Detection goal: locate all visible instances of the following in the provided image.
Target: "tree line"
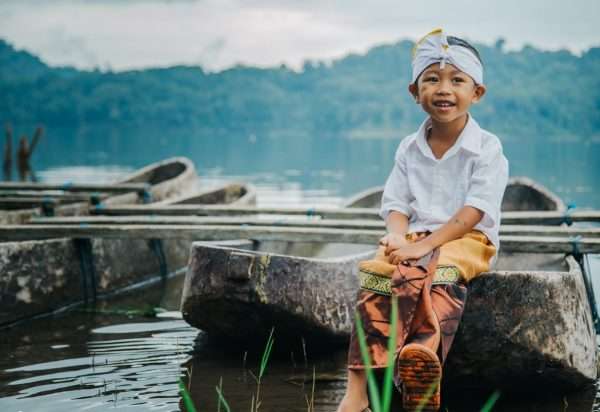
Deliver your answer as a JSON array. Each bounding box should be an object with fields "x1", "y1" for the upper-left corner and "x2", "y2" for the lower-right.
[{"x1": 1, "y1": 39, "x2": 598, "y2": 141}]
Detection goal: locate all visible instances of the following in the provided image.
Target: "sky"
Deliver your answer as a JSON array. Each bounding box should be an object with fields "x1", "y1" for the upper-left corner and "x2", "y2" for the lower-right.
[{"x1": 0, "y1": 0, "x2": 599, "y2": 72}]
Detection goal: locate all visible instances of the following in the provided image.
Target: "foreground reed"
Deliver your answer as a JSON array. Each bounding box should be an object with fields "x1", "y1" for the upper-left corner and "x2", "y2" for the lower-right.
[{"x1": 178, "y1": 305, "x2": 500, "y2": 411}]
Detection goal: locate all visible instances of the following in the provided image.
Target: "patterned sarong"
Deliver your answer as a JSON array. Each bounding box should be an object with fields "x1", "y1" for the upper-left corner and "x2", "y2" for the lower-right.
[{"x1": 347, "y1": 231, "x2": 495, "y2": 370}]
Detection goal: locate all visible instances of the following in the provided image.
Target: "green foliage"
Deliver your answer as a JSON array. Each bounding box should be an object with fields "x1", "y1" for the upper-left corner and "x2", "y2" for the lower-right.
[
  {"x1": 178, "y1": 378, "x2": 198, "y2": 412},
  {"x1": 259, "y1": 327, "x2": 275, "y2": 380},
  {"x1": 353, "y1": 296, "x2": 399, "y2": 412},
  {"x1": 480, "y1": 390, "x2": 502, "y2": 412},
  {"x1": 1, "y1": 38, "x2": 598, "y2": 140},
  {"x1": 215, "y1": 384, "x2": 232, "y2": 412}
]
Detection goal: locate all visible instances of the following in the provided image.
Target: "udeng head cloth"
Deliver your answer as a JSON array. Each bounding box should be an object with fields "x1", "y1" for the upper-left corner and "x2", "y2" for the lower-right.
[{"x1": 411, "y1": 29, "x2": 483, "y2": 85}]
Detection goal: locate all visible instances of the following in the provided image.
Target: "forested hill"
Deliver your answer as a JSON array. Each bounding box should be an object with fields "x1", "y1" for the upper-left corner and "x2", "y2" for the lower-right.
[{"x1": 1, "y1": 39, "x2": 599, "y2": 141}]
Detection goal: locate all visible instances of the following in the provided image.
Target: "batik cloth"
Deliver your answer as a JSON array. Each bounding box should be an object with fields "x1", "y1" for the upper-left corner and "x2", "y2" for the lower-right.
[{"x1": 347, "y1": 230, "x2": 495, "y2": 370}]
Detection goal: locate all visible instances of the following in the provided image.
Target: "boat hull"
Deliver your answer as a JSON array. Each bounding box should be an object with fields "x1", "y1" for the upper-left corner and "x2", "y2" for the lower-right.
[
  {"x1": 181, "y1": 243, "x2": 597, "y2": 390},
  {"x1": 0, "y1": 157, "x2": 198, "y2": 224},
  {"x1": 0, "y1": 166, "x2": 255, "y2": 326}
]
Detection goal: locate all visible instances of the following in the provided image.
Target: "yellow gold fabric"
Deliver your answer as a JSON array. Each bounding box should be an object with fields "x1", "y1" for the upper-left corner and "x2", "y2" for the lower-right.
[
  {"x1": 358, "y1": 230, "x2": 495, "y2": 284},
  {"x1": 436, "y1": 231, "x2": 496, "y2": 282}
]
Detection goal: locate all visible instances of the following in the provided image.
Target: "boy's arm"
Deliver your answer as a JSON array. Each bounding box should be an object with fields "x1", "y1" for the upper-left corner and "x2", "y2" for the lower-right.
[
  {"x1": 380, "y1": 211, "x2": 410, "y2": 250},
  {"x1": 422, "y1": 206, "x2": 483, "y2": 250},
  {"x1": 379, "y1": 142, "x2": 412, "y2": 250},
  {"x1": 386, "y1": 206, "x2": 483, "y2": 265}
]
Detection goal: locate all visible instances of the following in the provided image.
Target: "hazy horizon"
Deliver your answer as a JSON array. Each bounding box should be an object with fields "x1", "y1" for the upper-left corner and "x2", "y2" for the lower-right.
[{"x1": 1, "y1": 0, "x2": 598, "y2": 72}]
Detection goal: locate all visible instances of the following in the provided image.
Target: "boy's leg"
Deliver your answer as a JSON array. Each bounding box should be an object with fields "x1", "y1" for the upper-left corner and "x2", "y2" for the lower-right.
[
  {"x1": 395, "y1": 280, "x2": 467, "y2": 412},
  {"x1": 430, "y1": 282, "x2": 468, "y2": 364},
  {"x1": 342, "y1": 247, "x2": 409, "y2": 412},
  {"x1": 392, "y1": 259, "x2": 443, "y2": 411},
  {"x1": 336, "y1": 369, "x2": 370, "y2": 412}
]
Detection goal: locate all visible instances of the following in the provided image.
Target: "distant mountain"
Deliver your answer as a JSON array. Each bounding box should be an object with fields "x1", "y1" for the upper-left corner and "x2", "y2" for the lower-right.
[{"x1": 1, "y1": 38, "x2": 599, "y2": 140}]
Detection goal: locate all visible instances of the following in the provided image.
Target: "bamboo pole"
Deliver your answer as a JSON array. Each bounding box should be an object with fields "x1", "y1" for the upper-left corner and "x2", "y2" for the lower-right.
[
  {"x1": 91, "y1": 204, "x2": 380, "y2": 219},
  {"x1": 1, "y1": 224, "x2": 599, "y2": 253},
  {"x1": 0, "y1": 192, "x2": 107, "y2": 201},
  {"x1": 28, "y1": 215, "x2": 600, "y2": 238},
  {"x1": 0, "y1": 182, "x2": 149, "y2": 193},
  {"x1": 91, "y1": 204, "x2": 600, "y2": 225},
  {"x1": 0, "y1": 198, "x2": 58, "y2": 210}
]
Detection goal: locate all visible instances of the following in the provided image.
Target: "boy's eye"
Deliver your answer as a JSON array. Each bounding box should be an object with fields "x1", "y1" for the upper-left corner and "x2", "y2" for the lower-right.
[
  {"x1": 452, "y1": 77, "x2": 466, "y2": 83},
  {"x1": 423, "y1": 76, "x2": 438, "y2": 82}
]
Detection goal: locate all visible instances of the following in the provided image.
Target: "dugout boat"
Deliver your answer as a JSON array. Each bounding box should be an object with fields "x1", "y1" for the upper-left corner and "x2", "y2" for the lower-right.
[
  {"x1": 0, "y1": 157, "x2": 198, "y2": 224},
  {"x1": 0, "y1": 166, "x2": 256, "y2": 326},
  {"x1": 337, "y1": 177, "x2": 566, "y2": 212},
  {"x1": 154, "y1": 182, "x2": 256, "y2": 207},
  {"x1": 180, "y1": 180, "x2": 596, "y2": 390}
]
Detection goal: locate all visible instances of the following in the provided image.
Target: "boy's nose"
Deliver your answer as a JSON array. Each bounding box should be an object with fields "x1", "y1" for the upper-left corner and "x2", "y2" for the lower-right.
[{"x1": 435, "y1": 79, "x2": 452, "y2": 94}]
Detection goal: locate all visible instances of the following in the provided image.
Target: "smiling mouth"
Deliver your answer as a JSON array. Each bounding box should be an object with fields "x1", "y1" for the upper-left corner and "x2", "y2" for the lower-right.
[{"x1": 433, "y1": 101, "x2": 455, "y2": 107}]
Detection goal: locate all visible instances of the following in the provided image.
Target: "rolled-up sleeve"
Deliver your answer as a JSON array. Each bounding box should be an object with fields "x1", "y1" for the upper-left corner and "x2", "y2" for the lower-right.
[
  {"x1": 379, "y1": 145, "x2": 412, "y2": 221},
  {"x1": 464, "y1": 142, "x2": 509, "y2": 228}
]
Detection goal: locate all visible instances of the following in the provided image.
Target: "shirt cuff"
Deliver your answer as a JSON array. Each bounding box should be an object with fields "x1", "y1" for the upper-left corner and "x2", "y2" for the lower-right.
[
  {"x1": 464, "y1": 196, "x2": 496, "y2": 227},
  {"x1": 379, "y1": 204, "x2": 411, "y2": 221}
]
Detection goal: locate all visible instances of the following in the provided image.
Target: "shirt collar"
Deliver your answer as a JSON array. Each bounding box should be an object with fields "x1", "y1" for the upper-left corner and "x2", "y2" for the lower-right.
[{"x1": 413, "y1": 114, "x2": 482, "y2": 160}]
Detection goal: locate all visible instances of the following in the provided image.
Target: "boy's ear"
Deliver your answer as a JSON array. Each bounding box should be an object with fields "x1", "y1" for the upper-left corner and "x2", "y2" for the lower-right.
[
  {"x1": 471, "y1": 84, "x2": 487, "y2": 103},
  {"x1": 408, "y1": 83, "x2": 419, "y2": 103}
]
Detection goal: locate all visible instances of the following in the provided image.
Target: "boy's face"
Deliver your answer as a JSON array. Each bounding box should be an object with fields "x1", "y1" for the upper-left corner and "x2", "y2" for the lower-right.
[{"x1": 408, "y1": 63, "x2": 486, "y2": 125}]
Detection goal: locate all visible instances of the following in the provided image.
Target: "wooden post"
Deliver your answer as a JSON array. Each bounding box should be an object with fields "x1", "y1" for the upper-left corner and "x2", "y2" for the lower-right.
[
  {"x1": 17, "y1": 135, "x2": 29, "y2": 181},
  {"x1": 17, "y1": 126, "x2": 43, "y2": 182},
  {"x1": 3, "y1": 124, "x2": 12, "y2": 181}
]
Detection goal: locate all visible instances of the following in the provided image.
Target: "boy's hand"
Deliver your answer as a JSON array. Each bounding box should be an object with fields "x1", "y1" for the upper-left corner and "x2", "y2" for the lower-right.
[
  {"x1": 379, "y1": 233, "x2": 408, "y2": 255},
  {"x1": 386, "y1": 241, "x2": 434, "y2": 266}
]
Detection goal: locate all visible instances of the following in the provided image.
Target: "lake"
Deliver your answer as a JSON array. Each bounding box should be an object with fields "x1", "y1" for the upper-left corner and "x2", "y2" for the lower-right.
[{"x1": 1, "y1": 125, "x2": 599, "y2": 411}]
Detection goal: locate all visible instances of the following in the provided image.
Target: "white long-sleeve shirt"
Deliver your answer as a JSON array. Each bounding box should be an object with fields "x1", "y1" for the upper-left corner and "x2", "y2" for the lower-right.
[{"x1": 380, "y1": 114, "x2": 509, "y2": 251}]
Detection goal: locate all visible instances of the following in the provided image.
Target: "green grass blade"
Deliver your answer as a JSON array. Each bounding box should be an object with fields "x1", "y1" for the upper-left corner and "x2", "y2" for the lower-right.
[
  {"x1": 259, "y1": 327, "x2": 275, "y2": 379},
  {"x1": 178, "y1": 377, "x2": 198, "y2": 412},
  {"x1": 216, "y1": 385, "x2": 232, "y2": 412},
  {"x1": 415, "y1": 381, "x2": 439, "y2": 412},
  {"x1": 480, "y1": 390, "x2": 501, "y2": 412},
  {"x1": 217, "y1": 376, "x2": 223, "y2": 412},
  {"x1": 381, "y1": 296, "x2": 398, "y2": 412},
  {"x1": 354, "y1": 309, "x2": 382, "y2": 412}
]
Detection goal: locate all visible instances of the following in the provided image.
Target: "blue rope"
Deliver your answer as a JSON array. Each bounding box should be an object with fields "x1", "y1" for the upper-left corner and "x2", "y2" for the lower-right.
[
  {"x1": 141, "y1": 189, "x2": 153, "y2": 204},
  {"x1": 61, "y1": 181, "x2": 73, "y2": 191},
  {"x1": 89, "y1": 192, "x2": 102, "y2": 206},
  {"x1": 569, "y1": 235, "x2": 582, "y2": 257},
  {"x1": 41, "y1": 198, "x2": 55, "y2": 217},
  {"x1": 562, "y1": 203, "x2": 576, "y2": 226}
]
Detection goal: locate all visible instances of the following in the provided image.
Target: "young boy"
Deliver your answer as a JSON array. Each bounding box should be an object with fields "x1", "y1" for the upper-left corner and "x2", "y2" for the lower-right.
[{"x1": 337, "y1": 29, "x2": 509, "y2": 412}]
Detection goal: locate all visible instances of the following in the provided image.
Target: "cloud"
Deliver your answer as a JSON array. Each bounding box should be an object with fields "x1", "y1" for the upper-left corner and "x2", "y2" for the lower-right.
[{"x1": 0, "y1": 0, "x2": 598, "y2": 72}]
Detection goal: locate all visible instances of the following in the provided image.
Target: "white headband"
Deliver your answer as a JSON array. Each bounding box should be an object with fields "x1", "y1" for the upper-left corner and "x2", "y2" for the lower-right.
[{"x1": 411, "y1": 29, "x2": 483, "y2": 85}]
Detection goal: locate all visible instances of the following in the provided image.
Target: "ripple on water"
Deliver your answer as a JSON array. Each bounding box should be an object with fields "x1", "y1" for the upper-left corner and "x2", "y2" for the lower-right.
[{"x1": 1, "y1": 319, "x2": 199, "y2": 411}]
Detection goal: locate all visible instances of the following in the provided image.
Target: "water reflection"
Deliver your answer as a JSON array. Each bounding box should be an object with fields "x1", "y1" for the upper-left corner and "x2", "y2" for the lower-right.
[
  {"x1": 1, "y1": 273, "x2": 598, "y2": 412},
  {"x1": 1, "y1": 316, "x2": 196, "y2": 411},
  {"x1": 31, "y1": 125, "x2": 600, "y2": 208},
  {"x1": 1, "y1": 155, "x2": 600, "y2": 410},
  {"x1": 182, "y1": 335, "x2": 597, "y2": 412}
]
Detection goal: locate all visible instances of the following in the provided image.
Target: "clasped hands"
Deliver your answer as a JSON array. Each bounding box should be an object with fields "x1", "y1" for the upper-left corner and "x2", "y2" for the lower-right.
[{"x1": 379, "y1": 233, "x2": 434, "y2": 266}]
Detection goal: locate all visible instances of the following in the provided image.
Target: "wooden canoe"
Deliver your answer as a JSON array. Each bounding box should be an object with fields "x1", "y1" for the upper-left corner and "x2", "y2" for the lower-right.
[
  {"x1": 180, "y1": 182, "x2": 597, "y2": 390},
  {"x1": 0, "y1": 175, "x2": 254, "y2": 327},
  {"x1": 0, "y1": 157, "x2": 198, "y2": 224},
  {"x1": 338, "y1": 177, "x2": 566, "y2": 212},
  {"x1": 156, "y1": 182, "x2": 256, "y2": 207}
]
